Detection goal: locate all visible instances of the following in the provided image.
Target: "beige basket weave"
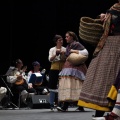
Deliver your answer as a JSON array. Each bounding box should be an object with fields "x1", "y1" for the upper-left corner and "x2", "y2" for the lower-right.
[
  {"x1": 67, "y1": 53, "x2": 88, "y2": 66},
  {"x1": 79, "y1": 17, "x2": 104, "y2": 46}
]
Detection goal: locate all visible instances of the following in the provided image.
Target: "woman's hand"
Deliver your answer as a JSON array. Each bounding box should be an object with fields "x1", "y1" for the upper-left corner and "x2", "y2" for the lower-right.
[
  {"x1": 60, "y1": 50, "x2": 66, "y2": 61},
  {"x1": 60, "y1": 50, "x2": 65, "y2": 55},
  {"x1": 99, "y1": 13, "x2": 107, "y2": 21}
]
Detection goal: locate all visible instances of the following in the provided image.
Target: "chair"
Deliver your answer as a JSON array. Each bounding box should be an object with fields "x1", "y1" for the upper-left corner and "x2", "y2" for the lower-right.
[{"x1": 0, "y1": 76, "x2": 19, "y2": 109}]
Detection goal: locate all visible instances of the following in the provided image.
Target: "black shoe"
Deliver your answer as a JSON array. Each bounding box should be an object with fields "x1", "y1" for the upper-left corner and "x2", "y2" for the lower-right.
[
  {"x1": 75, "y1": 106, "x2": 85, "y2": 111},
  {"x1": 0, "y1": 102, "x2": 3, "y2": 109},
  {"x1": 3, "y1": 103, "x2": 13, "y2": 110},
  {"x1": 50, "y1": 104, "x2": 55, "y2": 111},
  {"x1": 56, "y1": 107, "x2": 66, "y2": 112},
  {"x1": 20, "y1": 101, "x2": 28, "y2": 108},
  {"x1": 50, "y1": 107, "x2": 55, "y2": 111}
]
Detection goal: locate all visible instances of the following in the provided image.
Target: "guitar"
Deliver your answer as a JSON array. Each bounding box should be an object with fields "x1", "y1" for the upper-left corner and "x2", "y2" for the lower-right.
[
  {"x1": 14, "y1": 72, "x2": 25, "y2": 85},
  {"x1": 14, "y1": 66, "x2": 27, "y2": 85},
  {"x1": 15, "y1": 78, "x2": 24, "y2": 85}
]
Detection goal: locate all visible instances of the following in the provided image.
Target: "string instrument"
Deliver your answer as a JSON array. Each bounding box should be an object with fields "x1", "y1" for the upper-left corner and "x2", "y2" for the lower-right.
[
  {"x1": 14, "y1": 71, "x2": 24, "y2": 85},
  {"x1": 14, "y1": 66, "x2": 27, "y2": 85}
]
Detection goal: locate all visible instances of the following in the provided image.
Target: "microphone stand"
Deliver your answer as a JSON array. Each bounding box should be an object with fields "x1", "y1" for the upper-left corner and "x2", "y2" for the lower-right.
[{"x1": 0, "y1": 76, "x2": 19, "y2": 109}]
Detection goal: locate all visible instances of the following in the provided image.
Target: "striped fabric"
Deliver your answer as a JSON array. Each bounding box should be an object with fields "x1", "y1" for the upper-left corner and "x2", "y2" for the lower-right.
[
  {"x1": 112, "y1": 88, "x2": 120, "y2": 117},
  {"x1": 78, "y1": 35, "x2": 120, "y2": 111}
]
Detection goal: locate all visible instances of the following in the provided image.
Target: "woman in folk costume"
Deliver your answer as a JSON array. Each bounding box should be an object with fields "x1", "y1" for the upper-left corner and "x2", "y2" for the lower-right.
[
  {"x1": 77, "y1": 0, "x2": 120, "y2": 119},
  {"x1": 57, "y1": 31, "x2": 88, "y2": 112}
]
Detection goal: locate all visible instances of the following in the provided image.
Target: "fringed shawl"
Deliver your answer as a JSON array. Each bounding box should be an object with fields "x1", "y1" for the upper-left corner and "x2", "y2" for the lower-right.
[{"x1": 93, "y1": 3, "x2": 120, "y2": 57}]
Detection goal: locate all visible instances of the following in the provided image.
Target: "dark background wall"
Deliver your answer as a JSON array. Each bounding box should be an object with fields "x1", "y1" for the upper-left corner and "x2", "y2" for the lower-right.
[{"x1": 0, "y1": 0, "x2": 117, "y2": 75}]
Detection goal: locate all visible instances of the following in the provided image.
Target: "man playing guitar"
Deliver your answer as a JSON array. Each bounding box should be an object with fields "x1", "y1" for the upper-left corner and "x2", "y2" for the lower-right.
[{"x1": 6, "y1": 59, "x2": 36, "y2": 107}]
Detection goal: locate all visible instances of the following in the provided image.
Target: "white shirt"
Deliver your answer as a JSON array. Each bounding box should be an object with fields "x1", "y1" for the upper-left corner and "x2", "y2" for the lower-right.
[{"x1": 48, "y1": 46, "x2": 66, "y2": 62}]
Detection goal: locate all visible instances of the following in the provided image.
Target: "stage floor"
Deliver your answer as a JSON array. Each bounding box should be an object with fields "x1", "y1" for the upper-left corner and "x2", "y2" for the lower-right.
[{"x1": 0, "y1": 107, "x2": 108, "y2": 120}]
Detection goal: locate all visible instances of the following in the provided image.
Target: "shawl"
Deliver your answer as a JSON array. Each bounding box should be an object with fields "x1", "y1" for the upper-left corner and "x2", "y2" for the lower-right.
[
  {"x1": 65, "y1": 41, "x2": 85, "y2": 57},
  {"x1": 93, "y1": 3, "x2": 120, "y2": 57}
]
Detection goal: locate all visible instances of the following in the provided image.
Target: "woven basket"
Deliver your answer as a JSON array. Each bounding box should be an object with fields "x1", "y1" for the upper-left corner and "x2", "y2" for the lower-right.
[
  {"x1": 67, "y1": 53, "x2": 88, "y2": 66},
  {"x1": 79, "y1": 17, "x2": 104, "y2": 46}
]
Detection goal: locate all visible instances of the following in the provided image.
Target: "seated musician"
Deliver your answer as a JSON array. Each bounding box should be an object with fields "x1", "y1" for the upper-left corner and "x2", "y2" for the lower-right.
[
  {"x1": 6, "y1": 59, "x2": 36, "y2": 107},
  {"x1": 27, "y1": 61, "x2": 49, "y2": 95}
]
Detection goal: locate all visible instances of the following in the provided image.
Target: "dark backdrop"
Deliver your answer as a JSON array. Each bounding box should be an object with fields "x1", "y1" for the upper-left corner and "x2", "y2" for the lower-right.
[{"x1": 0, "y1": 0, "x2": 117, "y2": 75}]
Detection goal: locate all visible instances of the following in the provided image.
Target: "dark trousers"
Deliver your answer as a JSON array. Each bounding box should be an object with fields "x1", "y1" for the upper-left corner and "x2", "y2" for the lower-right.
[{"x1": 11, "y1": 81, "x2": 36, "y2": 105}]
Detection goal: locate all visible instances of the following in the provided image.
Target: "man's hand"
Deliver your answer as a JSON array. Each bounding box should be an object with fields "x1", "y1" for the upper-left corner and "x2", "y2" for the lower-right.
[{"x1": 28, "y1": 83, "x2": 33, "y2": 89}]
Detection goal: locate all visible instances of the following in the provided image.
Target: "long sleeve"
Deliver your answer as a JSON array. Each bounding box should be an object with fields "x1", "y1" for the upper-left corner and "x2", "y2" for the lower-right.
[
  {"x1": 7, "y1": 76, "x2": 17, "y2": 83},
  {"x1": 79, "y1": 49, "x2": 89, "y2": 56},
  {"x1": 48, "y1": 46, "x2": 66, "y2": 62},
  {"x1": 48, "y1": 47, "x2": 61, "y2": 62},
  {"x1": 6, "y1": 67, "x2": 17, "y2": 83}
]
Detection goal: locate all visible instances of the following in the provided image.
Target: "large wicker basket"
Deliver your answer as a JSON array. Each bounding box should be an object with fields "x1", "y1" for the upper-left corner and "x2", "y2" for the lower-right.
[
  {"x1": 67, "y1": 53, "x2": 88, "y2": 66},
  {"x1": 79, "y1": 17, "x2": 104, "y2": 46}
]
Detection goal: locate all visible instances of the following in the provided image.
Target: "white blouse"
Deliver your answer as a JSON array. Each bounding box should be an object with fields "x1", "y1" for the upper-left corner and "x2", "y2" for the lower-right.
[{"x1": 48, "y1": 46, "x2": 66, "y2": 62}]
